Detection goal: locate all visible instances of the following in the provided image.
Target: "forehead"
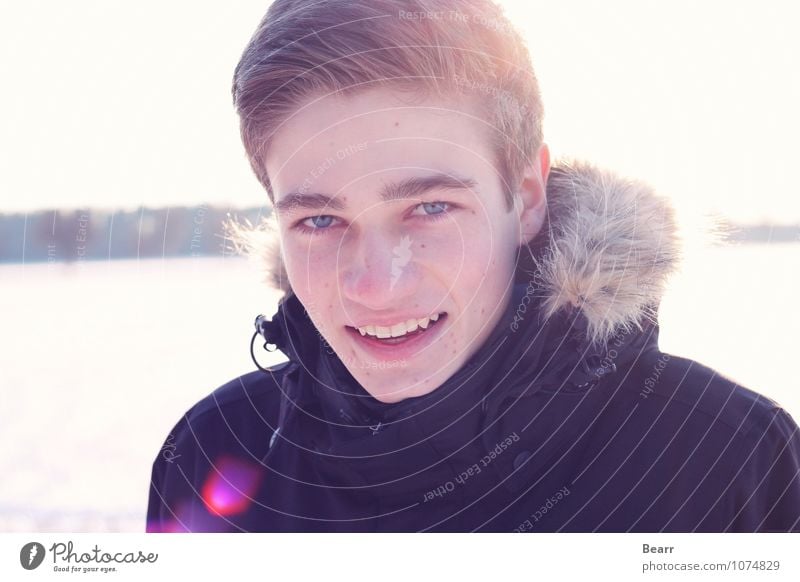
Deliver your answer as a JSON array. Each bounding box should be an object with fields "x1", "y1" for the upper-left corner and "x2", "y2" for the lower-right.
[{"x1": 264, "y1": 87, "x2": 495, "y2": 199}]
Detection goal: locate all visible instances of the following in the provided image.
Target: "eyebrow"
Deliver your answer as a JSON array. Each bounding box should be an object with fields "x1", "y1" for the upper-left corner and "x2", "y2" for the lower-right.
[{"x1": 273, "y1": 172, "x2": 478, "y2": 215}]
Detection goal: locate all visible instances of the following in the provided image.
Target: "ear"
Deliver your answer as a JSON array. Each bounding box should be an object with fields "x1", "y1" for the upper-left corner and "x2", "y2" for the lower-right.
[{"x1": 515, "y1": 143, "x2": 550, "y2": 246}]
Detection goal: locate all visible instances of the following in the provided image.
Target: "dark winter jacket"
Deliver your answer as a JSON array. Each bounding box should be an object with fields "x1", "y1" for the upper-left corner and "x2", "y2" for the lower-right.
[{"x1": 146, "y1": 159, "x2": 800, "y2": 532}]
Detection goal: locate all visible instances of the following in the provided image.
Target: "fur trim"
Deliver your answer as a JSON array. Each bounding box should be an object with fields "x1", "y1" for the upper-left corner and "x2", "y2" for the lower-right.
[
  {"x1": 529, "y1": 158, "x2": 681, "y2": 347},
  {"x1": 227, "y1": 158, "x2": 681, "y2": 347}
]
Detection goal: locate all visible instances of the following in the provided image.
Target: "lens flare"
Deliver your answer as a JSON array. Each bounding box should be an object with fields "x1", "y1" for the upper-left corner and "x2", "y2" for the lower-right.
[{"x1": 201, "y1": 456, "x2": 263, "y2": 517}]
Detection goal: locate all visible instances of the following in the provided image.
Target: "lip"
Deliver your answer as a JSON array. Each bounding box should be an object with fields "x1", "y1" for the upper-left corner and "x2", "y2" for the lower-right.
[
  {"x1": 348, "y1": 311, "x2": 447, "y2": 330},
  {"x1": 345, "y1": 313, "x2": 449, "y2": 361}
]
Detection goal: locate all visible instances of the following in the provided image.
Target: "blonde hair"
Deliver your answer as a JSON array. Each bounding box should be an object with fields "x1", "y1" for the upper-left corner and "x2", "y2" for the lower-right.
[{"x1": 231, "y1": 0, "x2": 544, "y2": 211}]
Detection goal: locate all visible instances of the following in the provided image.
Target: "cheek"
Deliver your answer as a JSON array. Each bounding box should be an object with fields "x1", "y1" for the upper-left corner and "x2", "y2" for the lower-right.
[
  {"x1": 282, "y1": 240, "x2": 338, "y2": 299},
  {"x1": 426, "y1": 212, "x2": 511, "y2": 286}
]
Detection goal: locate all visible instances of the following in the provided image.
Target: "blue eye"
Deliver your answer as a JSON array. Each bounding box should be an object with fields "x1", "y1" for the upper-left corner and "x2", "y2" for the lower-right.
[
  {"x1": 415, "y1": 201, "x2": 449, "y2": 216},
  {"x1": 304, "y1": 215, "x2": 335, "y2": 229},
  {"x1": 293, "y1": 215, "x2": 340, "y2": 233}
]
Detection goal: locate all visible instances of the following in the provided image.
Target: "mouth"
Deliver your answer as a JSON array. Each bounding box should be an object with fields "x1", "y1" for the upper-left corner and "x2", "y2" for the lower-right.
[{"x1": 344, "y1": 312, "x2": 448, "y2": 358}]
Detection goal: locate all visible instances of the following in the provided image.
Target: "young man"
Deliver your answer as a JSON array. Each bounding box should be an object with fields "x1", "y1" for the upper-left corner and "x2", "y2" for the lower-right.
[{"x1": 147, "y1": 0, "x2": 800, "y2": 532}]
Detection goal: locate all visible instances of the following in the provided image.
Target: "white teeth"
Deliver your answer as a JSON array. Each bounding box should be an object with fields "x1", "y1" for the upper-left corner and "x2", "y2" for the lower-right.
[
  {"x1": 389, "y1": 322, "x2": 407, "y2": 338},
  {"x1": 356, "y1": 312, "x2": 444, "y2": 338}
]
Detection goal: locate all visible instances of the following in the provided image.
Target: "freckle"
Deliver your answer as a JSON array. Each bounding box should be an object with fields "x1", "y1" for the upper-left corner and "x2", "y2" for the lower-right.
[
  {"x1": 394, "y1": 121, "x2": 399, "y2": 127},
  {"x1": 481, "y1": 308, "x2": 485, "y2": 314},
  {"x1": 452, "y1": 350, "x2": 456, "y2": 355},
  {"x1": 420, "y1": 244, "x2": 426, "y2": 248}
]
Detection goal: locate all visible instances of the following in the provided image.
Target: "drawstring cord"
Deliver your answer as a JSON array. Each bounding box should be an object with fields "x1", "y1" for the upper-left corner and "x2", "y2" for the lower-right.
[{"x1": 251, "y1": 314, "x2": 285, "y2": 373}]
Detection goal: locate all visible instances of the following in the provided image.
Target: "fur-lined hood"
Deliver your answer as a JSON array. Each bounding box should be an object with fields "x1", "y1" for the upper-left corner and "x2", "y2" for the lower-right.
[{"x1": 235, "y1": 158, "x2": 681, "y2": 349}]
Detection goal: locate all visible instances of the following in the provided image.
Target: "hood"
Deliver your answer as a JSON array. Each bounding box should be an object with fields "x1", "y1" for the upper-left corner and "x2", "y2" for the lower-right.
[{"x1": 249, "y1": 157, "x2": 680, "y2": 352}]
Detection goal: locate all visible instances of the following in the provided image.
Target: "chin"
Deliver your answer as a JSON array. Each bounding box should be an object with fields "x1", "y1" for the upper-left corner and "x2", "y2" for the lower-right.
[{"x1": 374, "y1": 375, "x2": 444, "y2": 403}]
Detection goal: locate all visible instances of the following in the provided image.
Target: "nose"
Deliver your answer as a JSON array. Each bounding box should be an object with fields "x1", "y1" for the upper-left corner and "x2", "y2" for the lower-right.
[{"x1": 340, "y1": 227, "x2": 417, "y2": 309}]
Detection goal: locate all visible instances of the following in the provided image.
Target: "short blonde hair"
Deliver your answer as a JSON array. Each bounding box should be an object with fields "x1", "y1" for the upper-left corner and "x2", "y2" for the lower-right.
[{"x1": 231, "y1": 0, "x2": 544, "y2": 211}]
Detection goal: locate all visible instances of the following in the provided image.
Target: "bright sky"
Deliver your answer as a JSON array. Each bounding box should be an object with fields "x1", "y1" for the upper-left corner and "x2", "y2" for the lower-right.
[{"x1": 1, "y1": 0, "x2": 798, "y2": 224}]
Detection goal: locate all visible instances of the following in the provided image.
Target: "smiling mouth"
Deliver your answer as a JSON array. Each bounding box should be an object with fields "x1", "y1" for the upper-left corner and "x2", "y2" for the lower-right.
[{"x1": 345, "y1": 312, "x2": 448, "y2": 345}]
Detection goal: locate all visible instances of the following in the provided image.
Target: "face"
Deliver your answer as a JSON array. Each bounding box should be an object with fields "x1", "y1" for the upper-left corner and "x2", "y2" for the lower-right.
[{"x1": 265, "y1": 86, "x2": 549, "y2": 403}]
